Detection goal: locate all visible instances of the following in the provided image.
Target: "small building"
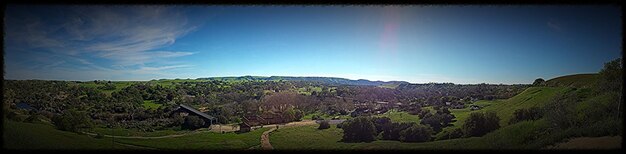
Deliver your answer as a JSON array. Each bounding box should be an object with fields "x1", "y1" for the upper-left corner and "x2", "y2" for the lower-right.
[
  {"x1": 470, "y1": 105, "x2": 481, "y2": 110},
  {"x1": 173, "y1": 104, "x2": 217, "y2": 127}
]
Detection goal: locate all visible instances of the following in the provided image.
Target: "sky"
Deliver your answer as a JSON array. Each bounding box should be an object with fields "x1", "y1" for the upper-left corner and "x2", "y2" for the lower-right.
[{"x1": 4, "y1": 5, "x2": 622, "y2": 84}]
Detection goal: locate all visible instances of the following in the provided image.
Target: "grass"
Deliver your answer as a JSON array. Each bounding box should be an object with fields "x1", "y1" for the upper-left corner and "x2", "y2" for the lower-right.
[
  {"x1": 113, "y1": 128, "x2": 269, "y2": 150},
  {"x1": 3, "y1": 120, "x2": 136, "y2": 149},
  {"x1": 142, "y1": 100, "x2": 162, "y2": 110},
  {"x1": 90, "y1": 127, "x2": 189, "y2": 137},
  {"x1": 445, "y1": 87, "x2": 569, "y2": 131},
  {"x1": 269, "y1": 117, "x2": 586, "y2": 149},
  {"x1": 545, "y1": 73, "x2": 598, "y2": 88},
  {"x1": 270, "y1": 123, "x2": 488, "y2": 149},
  {"x1": 4, "y1": 119, "x2": 269, "y2": 150},
  {"x1": 375, "y1": 109, "x2": 421, "y2": 123},
  {"x1": 302, "y1": 112, "x2": 351, "y2": 121}
]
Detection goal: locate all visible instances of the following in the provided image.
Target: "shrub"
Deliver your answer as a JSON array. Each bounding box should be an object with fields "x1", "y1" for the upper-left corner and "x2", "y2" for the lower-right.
[
  {"x1": 25, "y1": 114, "x2": 49, "y2": 124},
  {"x1": 341, "y1": 116, "x2": 376, "y2": 142},
  {"x1": 399, "y1": 124, "x2": 433, "y2": 142},
  {"x1": 462, "y1": 111, "x2": 500, "y2": 137},
  {"x1": 52, "y1": 109, "x2": 94, "y2": 132},
  {"x1": 382, "y1": 122, "x2": 414, "y2": 141},
  {"x1": 318, "y1": 120, "x2": 330, "y2": 129},
  {"x1": 543, "y1": 92, "x2": 578, "y2": 129},
  {"x1": 597, "y1": 58, "x2": 621, "y2": 92},
  {"x1": 294, "y1": 109, "x2": 304, "y2": 121},
  {"x1": 312, "y1": 115, "x2": 321, "y2": 120},
  {"x1": 336, "y1": 122, "x2": 343, "y2": 128},
  {"x1": 509, "y1": 107, "x2": 542, "y2": 124},
  {"x1": 182, "y1": 115, "x2": 205, "y2": 130},
  {"x1": 372, "y1": 117, "x2": 392, "y2": 134},
  {"x1": 435, "y1": 128, "x2": 464, "y2": 140}
]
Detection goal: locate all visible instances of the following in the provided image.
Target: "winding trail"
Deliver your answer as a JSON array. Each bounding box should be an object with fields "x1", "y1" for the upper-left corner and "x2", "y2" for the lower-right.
[
  {"x1": 260, "y1": 127, "x2": 277, "y2": 150},
  {"x1": 256, "y1": 120, "x2": 319, "y2": 150}
]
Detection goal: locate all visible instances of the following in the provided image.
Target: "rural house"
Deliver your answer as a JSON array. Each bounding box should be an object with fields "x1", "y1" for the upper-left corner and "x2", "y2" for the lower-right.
[{"x1": 173, "y1": 104, "x2": 217, "y2": 127}]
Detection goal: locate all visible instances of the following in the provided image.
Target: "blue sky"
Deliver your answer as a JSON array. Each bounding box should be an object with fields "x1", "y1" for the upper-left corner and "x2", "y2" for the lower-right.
[{"x1": 4, "y1": 5, "x2": 622, "y2": 84}]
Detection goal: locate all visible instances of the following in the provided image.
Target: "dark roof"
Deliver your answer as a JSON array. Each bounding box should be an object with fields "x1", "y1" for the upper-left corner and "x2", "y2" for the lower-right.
[{"x1": 178, "y1": 104, "x2": 216, "y2": 120}]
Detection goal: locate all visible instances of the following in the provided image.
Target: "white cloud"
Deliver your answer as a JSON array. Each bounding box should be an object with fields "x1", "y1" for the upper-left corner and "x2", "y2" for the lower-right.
[{"x1": 5, "y1": 6, "x2": 200, "y2": 80}]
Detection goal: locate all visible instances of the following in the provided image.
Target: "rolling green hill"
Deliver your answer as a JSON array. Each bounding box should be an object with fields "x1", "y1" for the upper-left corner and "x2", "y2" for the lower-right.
[
  {"x1": 3, "y1": 121, "x2": 132, "y2": 149},
  {"x1": 545, "y1": 73, "x2": 598, "y2": 88}
]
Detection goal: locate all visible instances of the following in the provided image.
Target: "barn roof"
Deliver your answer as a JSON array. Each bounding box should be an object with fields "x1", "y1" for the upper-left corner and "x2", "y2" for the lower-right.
[{"x1": 178, "y1": 104, "x2": 216, "y2": 120}]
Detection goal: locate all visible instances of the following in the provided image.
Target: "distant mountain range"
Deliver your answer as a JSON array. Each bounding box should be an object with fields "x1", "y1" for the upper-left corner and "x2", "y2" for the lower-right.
[{"x1": 196, "y1": 76, "x2": 409, "y2": 86}]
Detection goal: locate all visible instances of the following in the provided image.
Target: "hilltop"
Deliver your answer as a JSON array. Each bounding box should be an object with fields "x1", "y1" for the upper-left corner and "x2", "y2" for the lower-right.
[{"x1": 196, "y1": 76, "x2": 409, "y2": 86}]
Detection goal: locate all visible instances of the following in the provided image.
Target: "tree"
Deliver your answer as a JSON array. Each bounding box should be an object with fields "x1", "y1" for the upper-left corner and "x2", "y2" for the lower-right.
[
  {"x1": 462, "y1": 111, "x2": 500, "y2": 137},
  {"x1": 598, "y1": 58, "x2": 622, "y2": 92},
  {"x1": 52, "y1": 109, "x2": 93, "y2": 132},
  {"x1": 532, "y1": 78, "x2": 546, "y2": 86},
  {"x1": 372, "y1": 117, "x2": 392, "y2": 134},
  {"x1": 318, "y1": 120, "x2": 330, "y2": 129},
  {"x1": 382, "y1": 122, "x2": 414, "y2": 141},
  {"x1": 341, "y1": 116, "x2": 377, "y2": 142},
  {"x1": 183, "y1": 115, "x2": 205, "y2": 130},
  {"x1": 399, "y1": 124, "x2": 433, "y2": 142}
]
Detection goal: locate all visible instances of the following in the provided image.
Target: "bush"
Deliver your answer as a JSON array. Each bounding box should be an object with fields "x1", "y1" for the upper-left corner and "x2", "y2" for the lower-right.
[
  {"x1": 597, "y1": 58, "x2": 621, "y2": 92},
  {"x1": 341, "y1": 116, "x2": 376, "y2": 142},
  {"x1": 509, "y1": 107, "x2": 542, "y2": 124},
  {"x1": 318, "y1": 120, "x2": 330, "y2": 129},
  {"x1": 182, "y1": 115, "x2": 205, "y2": 130},
  {"x1": 52, "y1": 109, "x2": 94, "y2": 132},
  {"x1": 25, "y1": 114, "x2": 49, "y2": 124},
  {"x1": 435, "y1": 128, "x2": 464, "y2": 140},
  {"x1": 312, "y1": 115, "x2": 321, "y2": 120},
  {"x1": 382, "y1": 122, "x2": 414, "y2": 141},
  {"x1": 399, "y1": 124, "x2": 433, "y2": 142},
  {"x1": 543, "y1": 92, "x2": 578, "y2": 129},
  {"x1": 336, "y1": 122, "x2": 343, "y2": 128},
  {"x1": 294, "y1": 109, "x2": 304, "y2": 121},
  {"x1": 98, "y1": 83, "x2": 116, "y2": 90},
  {"x1": 372, "y1": 117, "x2": 392, "y2": 134},
  {"x1": 462, "y1": 111, "x2": 500, "y2": 137}
]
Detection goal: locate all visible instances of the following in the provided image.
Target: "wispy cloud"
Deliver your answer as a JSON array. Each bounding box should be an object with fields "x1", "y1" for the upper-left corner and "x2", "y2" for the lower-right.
[
  {"x1": 547, "y1": 21, "x2": 563, "y2": 32},
  {"x1": 5, "y1": 6, "x2": 199, "y2": 79}
]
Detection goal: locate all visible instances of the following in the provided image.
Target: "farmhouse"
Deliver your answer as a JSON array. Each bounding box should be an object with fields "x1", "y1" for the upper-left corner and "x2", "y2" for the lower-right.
[{"x1": 173, "y1": 104, "x2": 217, "y2": 127}]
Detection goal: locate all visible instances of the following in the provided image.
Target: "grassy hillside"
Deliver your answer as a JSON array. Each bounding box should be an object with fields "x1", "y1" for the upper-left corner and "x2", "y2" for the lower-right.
[
  {"x1": 113, "y1": 128, "x2": 268, "y2": 149},
  {"x1": 3, "y1": 121, "x2": 134, "y2": 149},
  {"x1": 545, "y1": 73, "x2": 598, "y2": 88},
  {"x1": 446, "y1": 87, "x2": 569, "y2": 131},
  {"x1": 4, "y1": 120, "x2": 269, "y2": 150}
]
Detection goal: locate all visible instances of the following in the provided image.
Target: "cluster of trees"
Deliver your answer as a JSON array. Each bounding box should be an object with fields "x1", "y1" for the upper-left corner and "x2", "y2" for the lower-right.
[
  {"x1": 341, "y1": 116, "x2": 434, "y2": 143},
  {"x1": 3, "y1": 71, "x2": 528, "y2": 133},
  {"x1": 419, "y1": 107, "x2": 456, "y2": 133}
]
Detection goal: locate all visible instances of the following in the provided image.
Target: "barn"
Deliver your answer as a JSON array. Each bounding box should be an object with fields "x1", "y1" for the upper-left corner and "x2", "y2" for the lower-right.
[{"x1": 173, "y1": 104, "x2": 217, "y2": 127}]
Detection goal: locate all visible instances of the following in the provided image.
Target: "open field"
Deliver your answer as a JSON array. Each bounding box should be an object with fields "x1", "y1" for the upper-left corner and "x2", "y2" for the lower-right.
[
  {"x1": 4, "y1": 120, "x2": 269, "y2": 150},
  {"x1": 375, "y1": 109, "x2": 421, "y2": 123},
  {"x1": 142, "y1": 100, "x2": 162, "y2": 110},
  {"x1": 3, "y1": 121, "x2": 135, "y2": 149},
  {"x1": 111, "y1": 127, "x2": 268, "y2": 149}
]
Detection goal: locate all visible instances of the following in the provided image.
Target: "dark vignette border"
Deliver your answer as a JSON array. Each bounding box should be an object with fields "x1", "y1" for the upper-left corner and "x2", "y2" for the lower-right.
[{"x1": 0, "y1": 0, "x2": 623, "y2": 154}]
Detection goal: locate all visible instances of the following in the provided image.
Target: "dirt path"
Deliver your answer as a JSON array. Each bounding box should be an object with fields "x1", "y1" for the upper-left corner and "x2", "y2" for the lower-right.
[
  {"x1": 260, "y1": 127, "x2": 277, "y2": 150},
  {"x1": 256, "y1": 120, "x2": 318, "y2": 150},
  {"x1": 546, "y1": 136, "x2": 622, "y2": 149}
]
